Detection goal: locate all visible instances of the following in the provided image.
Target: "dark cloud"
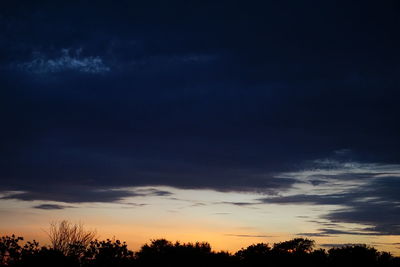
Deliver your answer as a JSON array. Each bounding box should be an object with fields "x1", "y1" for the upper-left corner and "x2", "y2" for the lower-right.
[
  {"x1": 219, "y1": 201, "x2": 260, "y2": 206},
  {"x1": 33, "y1": 204, "x2": 73, "y2": 210},
  {"x1": 133, "y1": 188, "x2": 172, "y2": 197},
  {"x1": 264, "y1": 174, "x2": 400, "y2": 236},
  {"x1": 1, "y1": 186, "x2": 172, "y2": 203},
  {"x1": 2, "y1": 187, "x2": 139, "y2": 203},
  {"x1": 323, "y1": 177, "x2": 400, "y2": 235},
  {"x1": 0, "y1": 1, "x2": 399, "y2": 207},
  {"x1": 325, "y1": 205, "x2": 400, "y2": 236},
  {"x1": 316, "y1": 228, "x2": 384, "y2": 236},
  {"x1": 309, "y1": 180, "x2": 327, "y2": 186}
]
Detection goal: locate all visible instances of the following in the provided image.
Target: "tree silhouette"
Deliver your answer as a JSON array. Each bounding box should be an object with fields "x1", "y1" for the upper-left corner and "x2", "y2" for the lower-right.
[
  {"x1": 235, "y1": 243, "x2": 271, "y2": 266},
  {"x1": 136, "y1": 239, "x2": 217, "y2": 266},
  {"x1": 328, "y1": 244, "x2": 379, "y2": 267},
  {"x1": 273, "y1": 238, "x2": 315, "y2": 254},
  {"x1": 47, "y1": 220, "x2": 97, "y2": 257},
  {"x1": 0, "y1": 235, "x2": 23, "y2": 265},
  {"x1": 82, "y1": 239, "x2": 133, "y2": 267},
  {"x1": 1, "y1": 234, "x2": 400, "y2": 267}
]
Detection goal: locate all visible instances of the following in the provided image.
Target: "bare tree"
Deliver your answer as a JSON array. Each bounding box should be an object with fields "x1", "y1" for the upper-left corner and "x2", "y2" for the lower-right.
[{"x1": 47, "y1": 220, "x2": 97, "y2": 256}]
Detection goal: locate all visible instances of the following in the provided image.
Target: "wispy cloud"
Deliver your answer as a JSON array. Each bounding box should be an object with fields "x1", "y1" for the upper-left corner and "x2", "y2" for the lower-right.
[
  {"x1": 319, "y1": 243, "x2": 365, "y2": 248},
  {"x1": 2, "y1": 186, "x2": 173, "y2": 204},
  {"x1": 33, "y1": 204, "x2": 74, "y2": 210},
  {"x1": 297, "y1": 232, "x2": 332, "y2": 237},
  {"x1": 266, "y1": 158, "x2": 400, "y2": 236},
  {"x1": 14, "y1": 49, "x2": 110, "y2": 74},
  {"x1": 298, "y1": 228, "x2": 386, "y2": 237},
  {"x1": 219, "y1": 201, "x2": 260, "y2": 206}
]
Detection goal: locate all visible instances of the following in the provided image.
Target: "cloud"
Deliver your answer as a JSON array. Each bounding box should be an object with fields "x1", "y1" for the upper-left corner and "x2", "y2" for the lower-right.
[
  {"x1": 262, "y1": 161, "x2": 400, "y2": 236},
  {"x1": 2, "y1": 188, "x2": 137, "y2": 203},
  {"x1": 219, "y1": 201, "x2": 260, "y2": 206},
  {"x1": 2, "y1": 186, "x2": 173, "y2": 204},
  {"x1": 297, "y1": 232, "x2": 332, "y2": 237},
  {"x1": 0, "y1": 1, "x2": 400, "y2": 219},
  {"x1": 121, "y1": 203, "x2": 148, "y2": 208},
  {"x1": 371, "y1": 242, "x2": 400, "y2": 246},
  {"x1": 316, "y1": 228, "x2": 385, "y2": 236},
  {"x1": 14, "y1": 49, "x2": 110, "y2": 74},
  {"x1": 260, "y1": 194, "x2": 349, "y2": 206},
  {"x1": 133, "y1": 188, "x2": 172, "y2": 197},
  {"x1": 322, "y1": 177, "x2": 400, "y2": 235},
  {"x1": 33, "y1": 204, "x2": 74, "y2": 210}
]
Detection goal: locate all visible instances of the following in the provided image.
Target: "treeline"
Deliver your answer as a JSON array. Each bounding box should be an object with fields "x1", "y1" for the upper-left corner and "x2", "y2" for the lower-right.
[{"x1": 1, "y1": 235, "x2": 399, "y2": 267}]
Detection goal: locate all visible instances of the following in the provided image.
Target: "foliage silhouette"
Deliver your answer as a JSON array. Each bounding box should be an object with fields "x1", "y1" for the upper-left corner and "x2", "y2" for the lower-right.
[
  {"x1": 82, "y1": 239, "x2": 133, "y2": 267},
  {"x1": 1, "y1": 235, "x2": 400, "y2": 267},
  {"x1": 136, "y1": 239, "x2": 216, "y2": 266},
  {"x1": 235, "y1": 243, "x2": 272, "y2": 266},
  {"x1": 328, "y1": 244, "x2": 380, "y2": 267},
  {"x1": 0, "y1": 235, "x2": 24, "y2": 266},
  {"x1": 273, "y1": 238, "x2": 315, "y2": 254}
]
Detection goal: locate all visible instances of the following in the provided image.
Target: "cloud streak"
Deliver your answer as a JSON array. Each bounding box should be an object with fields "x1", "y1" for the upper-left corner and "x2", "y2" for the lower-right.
[
  {"x1": 14, "y1": 49, "x2": 110, "y2": 74},
  {"x1": 264, "y1": 161, "x2": 400, "y2": 236},
  {"x1": 2, "y1": 186, "x2": 172, "y2": 204},
  {"x1": 33, "y1": 204, "x2": 74, "y2": 210}
]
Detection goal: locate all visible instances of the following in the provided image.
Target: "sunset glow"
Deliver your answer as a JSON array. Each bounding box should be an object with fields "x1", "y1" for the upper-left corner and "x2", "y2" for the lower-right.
[{"x1": 1, "y1": 0, "x2": 400, "y2": 260}]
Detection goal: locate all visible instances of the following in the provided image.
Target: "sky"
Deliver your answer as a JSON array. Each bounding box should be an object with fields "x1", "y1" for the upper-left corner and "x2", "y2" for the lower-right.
[{"x1": 1, "y1": 0, "x2": 400, "y2": 254}]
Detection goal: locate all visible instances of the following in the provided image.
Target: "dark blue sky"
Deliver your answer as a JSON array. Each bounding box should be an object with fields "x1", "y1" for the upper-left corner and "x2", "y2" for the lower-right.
[{"x1": 1, "y1": 0, "x2": 400, "y2": 239}]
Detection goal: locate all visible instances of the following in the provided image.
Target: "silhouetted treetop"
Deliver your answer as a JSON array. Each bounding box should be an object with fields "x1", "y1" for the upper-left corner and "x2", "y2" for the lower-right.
[{"x1": 273, "y1": 238, "x2": 315, "y2": 253}]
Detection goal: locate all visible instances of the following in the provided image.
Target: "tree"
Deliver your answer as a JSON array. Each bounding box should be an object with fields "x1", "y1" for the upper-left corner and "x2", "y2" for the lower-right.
[
  {"x1": 328, "y1": 244, "x2": 379, "y2": 267},
  {"x1": 273, "y1": 238, "x2": 315, "y2": 254},
  {"x1": 82, "y1": 239, "x2": 134, "y2": 267},
  {"x1": 47, "y1": 220, "x2": 97, "y2": 257},
  {"x1": 235, "y1": 243, "x2": 271, "y2": 266},
  {"x1": 136, "y1": 239, "x2": 217, "y2": 266},
  {"x1": 0, "y1": 235, "x2": 23, "y2": 265}
]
